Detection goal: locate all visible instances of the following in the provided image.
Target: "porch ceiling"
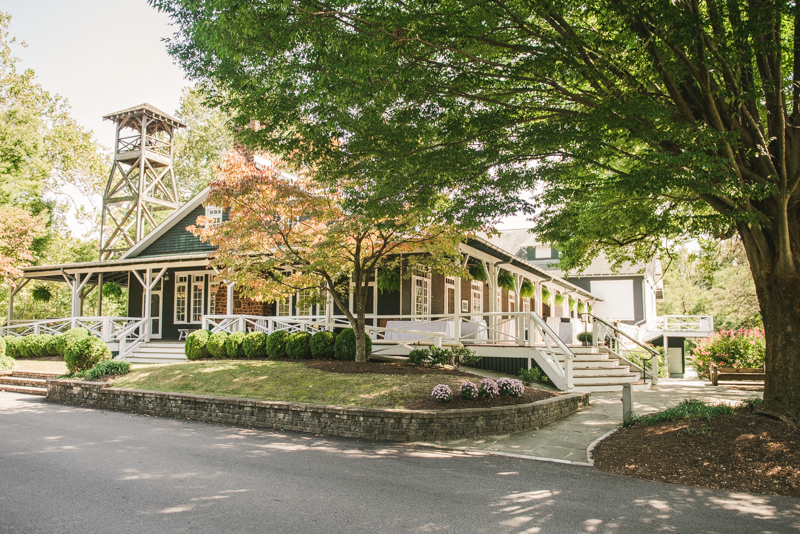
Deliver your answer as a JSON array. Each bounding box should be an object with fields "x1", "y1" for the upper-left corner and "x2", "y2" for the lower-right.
[{"x1": 21, "y1": 253, "x2": 212, "y2": 285}]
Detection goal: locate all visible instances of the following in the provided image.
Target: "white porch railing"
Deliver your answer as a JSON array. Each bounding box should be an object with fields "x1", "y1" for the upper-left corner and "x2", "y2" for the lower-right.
[
  {"x1": 203, "y1": 311, "x2": 576, "y2": 390},
  {"x1": 1, "y1": 316, "x2": 149, "y2": 360},
  {"x1": 616, "y1": 315, "x2": 714, "y2": 343}
]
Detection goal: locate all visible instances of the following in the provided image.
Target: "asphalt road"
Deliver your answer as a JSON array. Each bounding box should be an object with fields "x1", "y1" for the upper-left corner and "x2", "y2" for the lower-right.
[{"x1": 0, "y1": 392, "x2": 798, "y2": 534}]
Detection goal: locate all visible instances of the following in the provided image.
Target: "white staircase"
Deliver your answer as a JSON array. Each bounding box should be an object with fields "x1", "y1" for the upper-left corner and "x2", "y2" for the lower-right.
[
  {"x1": 123, "y1": 341, "x2": 188, "y2": 364},
  {"x1": 561, "y1": 346, "x2": 649, "y2": 392}
]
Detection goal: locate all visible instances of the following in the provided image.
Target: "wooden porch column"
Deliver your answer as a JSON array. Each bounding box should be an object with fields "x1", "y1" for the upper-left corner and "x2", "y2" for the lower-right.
[
  {"x1": 453, "y1": 275, "x2": 461, "y2": 343},
  {"x1": 226, "y1": 282, "x2": 235, "y2": 314},
  {"x1": 485, "y1": 260, "x2": 497, "y2": 341},
  {"x1": 96, "y1": 273, "x2": 104, "y2": 316},
  {"x1": 144, "y1": 268, "x2": 152, "y2": 341},
  {"x1": 515, "y1": 273, "x2": 525, "y2": 346},
  {"x1": 6, "y1": 279, "x2": 29, "y2": 332}
]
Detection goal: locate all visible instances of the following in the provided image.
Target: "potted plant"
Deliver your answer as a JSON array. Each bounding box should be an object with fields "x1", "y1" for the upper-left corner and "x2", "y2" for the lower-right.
[{"x1": 577, "y1": 331, "x2": 593, "y2": 346}]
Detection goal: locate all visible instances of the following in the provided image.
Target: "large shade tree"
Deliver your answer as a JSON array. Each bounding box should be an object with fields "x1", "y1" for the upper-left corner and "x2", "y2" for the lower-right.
[
  {"x1": 190, "y1": 152, "x2": 467, "y2": 362},
  {"x1": 155, "y1": 0, "x2": 800, "y2": 420}
]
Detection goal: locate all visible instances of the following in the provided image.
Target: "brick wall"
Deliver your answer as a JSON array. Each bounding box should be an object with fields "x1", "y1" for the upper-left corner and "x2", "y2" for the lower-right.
[
  {"x1": 214, "y1": 285, "x2": 273, "y2": 316},
  {"x1": 46, "y1": 380, "x2": 590, "y2": 442}
]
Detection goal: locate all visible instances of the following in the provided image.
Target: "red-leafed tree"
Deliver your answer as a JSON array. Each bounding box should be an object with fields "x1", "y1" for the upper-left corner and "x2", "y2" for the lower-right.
[{"x1": 190, "y1": 152, "x2": 468, "y2": 361}]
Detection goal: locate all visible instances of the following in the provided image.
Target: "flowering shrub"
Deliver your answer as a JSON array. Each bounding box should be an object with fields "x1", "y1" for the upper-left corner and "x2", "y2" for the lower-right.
[
  {"x1": 497, "y1": 378, "x2": 525, "y2": 397},
  {"x1": 691, "y1": 328, "x2": 765, "y2": 379},
  {"x1": 431, "y1": 384, "x2": 453, "y2": 402},
  {"x1": 478, "y1": 378, "x2": 499, "y2": 398},
  {"x1": 460, "y1": 381, "x2": 479, "y2": 400}
]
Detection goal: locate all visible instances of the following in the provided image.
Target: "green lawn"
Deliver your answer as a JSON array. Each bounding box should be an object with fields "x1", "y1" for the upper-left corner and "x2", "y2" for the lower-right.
[{"x1": 111, "y1": 360, "x2": 469, "y2": 409}]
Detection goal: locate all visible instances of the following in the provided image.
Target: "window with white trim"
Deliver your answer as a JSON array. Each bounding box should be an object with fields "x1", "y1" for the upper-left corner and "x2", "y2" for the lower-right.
[
  {"x1": 412, "y1": 275, "x2": 430, "y2": 318},
  {"x1": 175, "y1": 275, "x2": 188, "y2": 323},
  {"x1": 208, "y1": 276, "x2": 219, "y2": 315},
  {"x1": 445, "y1": 277, "x2": 456, "y2": 315},
  {"x1": 175, "y1": 273, "x2": 206, "y2": 324},
  {"x1": 277, "y1": 297, "x2": 291, "y2": 317},
  {"x1": 191, "y1": 275, "x2": 205, "y2": 323},
  {"x1": 205, "y1": 206, "x2": 223, "y2": 224},
  {"x1": 471, "y1": 280, "x2": 483, "y2": 314},
  {"x1": 508, "y1": 290, "x2": 516, "y2": 313},
  {"x1": 297, "y1": 289, "x2": 315, "y2": 316}
]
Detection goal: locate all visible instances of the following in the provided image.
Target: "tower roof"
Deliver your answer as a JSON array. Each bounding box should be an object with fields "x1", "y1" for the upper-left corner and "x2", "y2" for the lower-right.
[{"x1": 103, "y1": 103, "x2": 186, "y2": 128}]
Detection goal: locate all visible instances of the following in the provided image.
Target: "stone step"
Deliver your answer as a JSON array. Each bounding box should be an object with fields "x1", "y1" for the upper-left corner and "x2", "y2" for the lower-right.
[
  {"x1": 0, "y1": 384, "x2": 47, "y2": 395},
  {"x1": 572, "y1": 373, "x2": 640, "y2": 386},
  {"x1": 0, "y1": 376, "x2": 47, "y2": 388},
  {"x1": 11, "y1": 371, "x2": 61, "y2": 380},
  {"x1": 572, "y1": 366, "x2": 631, "y2": 377}
]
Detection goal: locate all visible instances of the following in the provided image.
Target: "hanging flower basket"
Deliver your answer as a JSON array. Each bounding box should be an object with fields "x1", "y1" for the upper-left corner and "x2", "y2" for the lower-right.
[
  {"x1": 497, "y1": 269, "x2": 515, "y2": 291},
  {"x1": 32, "y1": 286, "x2": 52, "y2": 302},
  {"x1": 469, "y1": 262, "x2": 488, "y2": 282},
  {"x1": 519, "y1": 280, "x2": 535, "y2": 298},
  {"x1": 102, "y1": 281, "x2": 123, "y2": 299},
  {"x1": 376, "y1": 268, "x2": 401, "y2": 294}
]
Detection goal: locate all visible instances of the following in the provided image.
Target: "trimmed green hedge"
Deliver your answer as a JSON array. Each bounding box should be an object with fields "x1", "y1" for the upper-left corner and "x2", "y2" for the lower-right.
[
  {"x1": 310, "y1": 331, "x2": 336, "y2": 360},
  {"x1": 207, "y1": 331, "x2": 229, "y2": 359},
  {"x1": 242, "y1": 332, "x2": 268, "y2": 359},
  {"x1": 185, "y1": 330, "x2": 210, "y2": 360},
  {"x1": 64, "y1": 336, "x2": 111, "y2": 374},
  {"x1": 266, "y1": 330, "x2": 289, "y2": 359},
  {"x1": 286, "y1": 332, "x2": 312, "y2": 359},
  {"x1": 225, "y1": 331, "x2": 247, "y2": 359},
  {"x1": 334, "y1": 328, "x2": 372, "y2": 361}
]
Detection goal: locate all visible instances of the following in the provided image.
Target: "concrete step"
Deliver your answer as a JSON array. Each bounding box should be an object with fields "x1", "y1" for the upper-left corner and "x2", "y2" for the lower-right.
[
  {"x1": 124, "y1": 357, "x2": 188, "y2": 364},
  {"x1": 572, "y1": 359, "x2": 619, "y2": 369},
  {"x1": 572, "y1": 366, "x2": 631, "y2": 377},
  {"x1": 134, "y1": 346, "x2": 187, "y2": 354},
  {"x1": 573, "y1": 380, "x2": 651, "y2": 393},
  {"x1": 572, "y1": 373, "x2": 640, "y2": 386},
  {"x1": 0, "y1": 384, "x2": 47, "y2": 395},
  {"x1": 0, "y1": 376, "x2": 47, "y2": 388}
]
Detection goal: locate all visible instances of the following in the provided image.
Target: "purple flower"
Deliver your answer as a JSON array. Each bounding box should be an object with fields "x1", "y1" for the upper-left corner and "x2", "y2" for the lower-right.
[
  {"x1": 431, "y1": 384, "x2": 453, "y2": 402},
  {"x1": 478, "y1": 378, "x2": 500, "y2": 398},
  {"x1": 498, "y1": 378, "x2": 525, "y2": 397},
  {"x1": 460, "y1": 381, "x2": 479, "y2": 400}
]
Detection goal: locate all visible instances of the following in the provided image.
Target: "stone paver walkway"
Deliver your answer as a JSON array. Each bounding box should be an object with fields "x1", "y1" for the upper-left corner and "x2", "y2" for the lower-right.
[{"x1": 424, "y1": 375, "x2": 762, "y2": 464}]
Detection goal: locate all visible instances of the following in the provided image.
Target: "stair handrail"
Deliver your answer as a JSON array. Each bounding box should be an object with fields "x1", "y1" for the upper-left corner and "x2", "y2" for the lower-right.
[{"x1": 580, "y1": 313, "x2": 661, "y2": 383}]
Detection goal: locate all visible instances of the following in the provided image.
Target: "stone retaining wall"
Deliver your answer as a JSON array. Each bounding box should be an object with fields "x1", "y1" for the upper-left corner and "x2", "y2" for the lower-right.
[{"x1": 46, "y1": 380, "x2": 590, "y2": 442}]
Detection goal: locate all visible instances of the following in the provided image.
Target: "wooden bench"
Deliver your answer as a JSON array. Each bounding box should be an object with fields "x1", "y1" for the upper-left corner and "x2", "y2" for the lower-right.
[
  {"x1": 709, "y1": 363, "x2": 765, "y2": 386},
  {"x1": 178, "y1": 329, "x2": 192, "y2": 341}
]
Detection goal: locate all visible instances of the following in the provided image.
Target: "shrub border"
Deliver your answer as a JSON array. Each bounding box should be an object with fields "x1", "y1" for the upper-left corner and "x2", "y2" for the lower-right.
[{"x1": 45, "y1": 379, "x2": 589, "y2": 442}]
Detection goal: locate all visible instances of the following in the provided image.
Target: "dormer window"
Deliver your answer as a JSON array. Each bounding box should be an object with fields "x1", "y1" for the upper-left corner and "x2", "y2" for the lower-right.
[
  {"x1": 205, "y1": 205, "x2": 223, "y2": 224},
  {"x1": 527, "y1": 245, "x2": 558, "y2": 260}
]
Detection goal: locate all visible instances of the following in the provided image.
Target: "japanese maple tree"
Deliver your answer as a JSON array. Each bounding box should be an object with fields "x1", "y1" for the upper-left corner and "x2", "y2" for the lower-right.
[{"x1": 190, "y1": 152, "x2": 467, "y2": 361}]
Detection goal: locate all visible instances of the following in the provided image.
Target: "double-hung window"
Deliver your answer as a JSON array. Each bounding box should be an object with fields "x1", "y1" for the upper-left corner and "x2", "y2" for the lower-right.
[
  {"x1": 277, "y1": 297, "x2": 291, "y2": 317},
  {"x1": 471, "y1": 281, "x2": 483, "y2": 315}
]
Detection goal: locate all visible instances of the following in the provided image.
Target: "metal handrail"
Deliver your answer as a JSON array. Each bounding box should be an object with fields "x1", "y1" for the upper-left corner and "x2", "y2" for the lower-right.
[{"x1": 580, "y1": 313, "x2": 661, "y2": 382}]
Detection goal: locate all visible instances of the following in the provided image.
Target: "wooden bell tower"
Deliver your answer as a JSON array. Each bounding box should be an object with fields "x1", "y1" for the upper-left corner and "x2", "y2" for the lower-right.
[{"x1": 99, "y1": 104, "x2": 186, "y2": 260}]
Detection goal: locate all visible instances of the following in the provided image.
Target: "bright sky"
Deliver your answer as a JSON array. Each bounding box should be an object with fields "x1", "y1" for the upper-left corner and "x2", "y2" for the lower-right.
[{"x1": 4, "y1": 0, "x2": 529, "y2": 234}]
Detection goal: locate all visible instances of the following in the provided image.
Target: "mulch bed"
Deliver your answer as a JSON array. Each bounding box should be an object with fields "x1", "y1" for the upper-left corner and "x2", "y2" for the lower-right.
[
  {"x1": 403, "y1": 388, "x2": 557, "y2": 410},
  {"x1": 592, "y1": 409, "x2": 800, "y2": 498},
  {"x1": 304, "y1": 360, "x2": 474, "y2": 377}
]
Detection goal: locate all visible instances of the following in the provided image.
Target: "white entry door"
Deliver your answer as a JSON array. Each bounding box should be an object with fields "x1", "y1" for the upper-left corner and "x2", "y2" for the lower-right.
[{"x1": 143, "y1": 289, "x2": 163, "y2": 339}]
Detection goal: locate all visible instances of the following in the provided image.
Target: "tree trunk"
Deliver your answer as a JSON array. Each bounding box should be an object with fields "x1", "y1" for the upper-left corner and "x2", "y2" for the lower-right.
[
  {"x1": 354, "y1": 316, "x2": 367, "y2": 363},
  {"x1": 742, "y1": 226, "x2": 800, "y2": 423},
  {"x1": 749, "y1": 268, "x2": 800, "y2": 422}
]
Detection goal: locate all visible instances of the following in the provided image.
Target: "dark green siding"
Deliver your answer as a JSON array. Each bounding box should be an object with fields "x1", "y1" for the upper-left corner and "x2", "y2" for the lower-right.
[{"x1": 137, "y1": 206, "x2": 226, "y2": 258}]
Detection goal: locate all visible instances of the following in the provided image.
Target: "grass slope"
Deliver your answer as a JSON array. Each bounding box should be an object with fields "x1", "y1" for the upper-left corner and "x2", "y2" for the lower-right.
[{"x1": 111, "y1": 360, "x2": 470, "y2": 409}]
